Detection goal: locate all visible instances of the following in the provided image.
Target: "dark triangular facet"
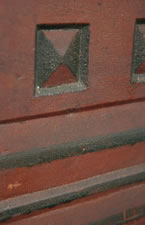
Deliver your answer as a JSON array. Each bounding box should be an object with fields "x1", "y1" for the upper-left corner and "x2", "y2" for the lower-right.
[
  {"x1": 36, "y1": 31, "x2": 63, "y2": 87},
  {"x1": 42, "y1": 64, "x2": 77, "y2": 88},
  {"x1": 132, "y1": 25, "x2": 145, "y2": 74},
  {"x1": 63, "y1": 31, "x2": 81, "y2": 80},
  {"x1": 136, "y1": 60, "x2": 145, "y2": 73}
]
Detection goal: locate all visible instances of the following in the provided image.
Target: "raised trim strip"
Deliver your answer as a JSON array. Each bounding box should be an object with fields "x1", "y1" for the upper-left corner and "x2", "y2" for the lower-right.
[
  {"x1": 1, "y1": 101, "x2": 145, "y2": 170},
  {"x1": 1, "y1": 163, "x2": 145, "y2": 221}
]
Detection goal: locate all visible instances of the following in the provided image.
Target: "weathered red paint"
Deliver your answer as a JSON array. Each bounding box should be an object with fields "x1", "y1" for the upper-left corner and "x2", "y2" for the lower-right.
[
  {"x1": 2, "y1": 182, "x2": 145, "y2": 225},
  {"x1": 0, "y1": 101, "x2": 145, "y2": 156},
  {"x1": 1, "y1": 0, "x2": 145, "y2": 224},
  {"x1": 1, "y1": 141, "x2": 145, "y2": 201},
  {"x1": 127, "y1": 216, "x2": 145, "y2": 225},
  {"x1": 0, "y1": 0, "x2": 145, "y2": 122}
]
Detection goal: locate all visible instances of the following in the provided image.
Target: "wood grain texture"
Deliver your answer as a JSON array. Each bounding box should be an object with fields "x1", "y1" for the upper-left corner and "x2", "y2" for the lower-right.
[
  {"x1": 0, "y1": 0, "x2": 145, "y2": 122},
  {"x1": 2, "y1": 182, "x2": 145, "y2": 225}
]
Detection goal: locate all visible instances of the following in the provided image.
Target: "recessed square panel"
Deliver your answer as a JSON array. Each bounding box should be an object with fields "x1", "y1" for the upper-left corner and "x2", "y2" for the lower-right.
[
  {"x1": 35, "y1": 24, "x2": 90, "y2": 97},
  {"x1": 131, "y1": 19, "x2": 145, "y2": 83}
]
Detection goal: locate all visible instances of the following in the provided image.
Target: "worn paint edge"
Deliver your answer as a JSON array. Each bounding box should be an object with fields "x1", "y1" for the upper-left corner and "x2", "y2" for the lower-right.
[{"x1": 1, "y1": 163, "x2": 145, "y2": 221}]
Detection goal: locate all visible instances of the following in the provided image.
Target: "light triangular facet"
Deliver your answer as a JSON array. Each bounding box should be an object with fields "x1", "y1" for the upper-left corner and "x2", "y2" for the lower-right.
[{"x1": 42, "y1": 29, "x2": 79, "y2": 56}]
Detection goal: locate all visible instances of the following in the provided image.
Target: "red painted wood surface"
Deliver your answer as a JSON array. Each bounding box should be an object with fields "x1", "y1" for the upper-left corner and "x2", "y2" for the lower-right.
[
  {"x1": 0, "y1": 0, "x2": 145, "y2": 122},
  {"x1": 1, "y1": 0, "x2": 145, "y2": 224},
  {"x1": 127, "y1": 217, "x2": 145, "y2": 225},
  {"x1": 1, "y1": 141, "x2": 145, "y2": 201},
  {"x1": 0, "y1": 101, "x2": 145, "y2": 157},
  {"x1": 2, "y1": 182, "x2": 145, "y2": 225}
]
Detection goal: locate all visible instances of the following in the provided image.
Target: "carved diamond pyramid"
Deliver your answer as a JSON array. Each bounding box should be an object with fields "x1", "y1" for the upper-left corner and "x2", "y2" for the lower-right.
[
  {"x1": 132, "y1": 20, "x2": 145, "y2": 83},
  {"x1": 35, "y1": 24, "x2": 90, "y2": 96}
]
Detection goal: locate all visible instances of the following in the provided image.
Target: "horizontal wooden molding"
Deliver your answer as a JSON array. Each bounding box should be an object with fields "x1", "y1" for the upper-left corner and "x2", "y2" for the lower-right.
[
  {"x1": 0, "y1": 127, "x2": 145, "y2": 170},
  {"x1": 1, "y1": 101, "x2": 145, "y2": 170},
  {"x1": 1, "y1": 163, "x2": 145, "y2": 221}
]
